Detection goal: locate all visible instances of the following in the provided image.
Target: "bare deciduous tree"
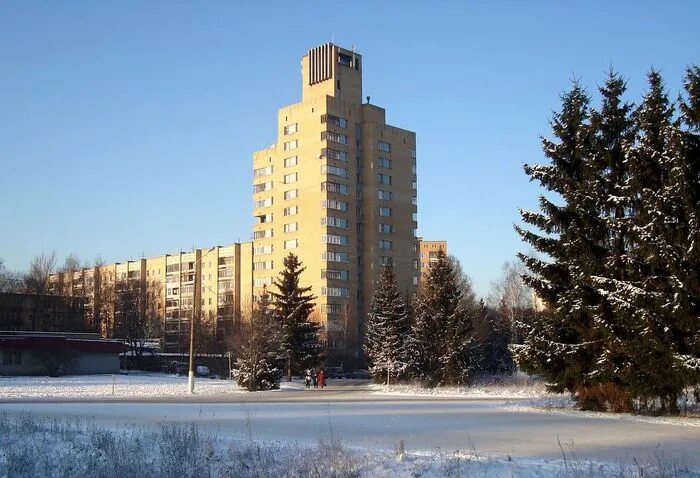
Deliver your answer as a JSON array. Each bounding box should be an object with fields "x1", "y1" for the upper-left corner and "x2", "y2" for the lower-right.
[
  {"x1": 487, "y1": 260, "x2": 532, "y2": 343},
  {"x1": 60, "y1": 253, "x2": 81, "y2": 273},
  {"x1": 24, "y1": 252, "x2": 57, "y2": 295}
]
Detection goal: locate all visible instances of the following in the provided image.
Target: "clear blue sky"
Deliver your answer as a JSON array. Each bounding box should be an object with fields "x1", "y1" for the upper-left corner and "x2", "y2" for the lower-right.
[{"x1": 1, "y1": 1, "x2": 698, "y2": 298}]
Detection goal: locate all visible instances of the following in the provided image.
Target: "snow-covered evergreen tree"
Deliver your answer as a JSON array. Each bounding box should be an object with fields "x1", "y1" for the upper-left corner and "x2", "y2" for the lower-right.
[
  {"x1": 364, "y1": 265, "x2": 410, "y2": 384},
  {"x1": 270, "y1": 253, "x2": 322, "y2": 380},
  {"x1": 408, "y1": 249, "x2": 478, "y2": 386},
  {"x1": 232, "y1": 292, "x2": 286, "y2": 391},
  {"x1": 513, "y1": 81, "x2": 602, "y2": 394}
]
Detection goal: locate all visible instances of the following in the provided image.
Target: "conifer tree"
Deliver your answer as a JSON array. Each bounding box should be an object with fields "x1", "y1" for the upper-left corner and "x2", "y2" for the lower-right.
[
  {"x1": 232, "y1": 292, "x2": 286, "y2": 391},
  {"x1": 408, "y1": 249, "x2": 478, "y2": 386},
  {"x1": 513, "y1": 81, "x2": 602, "y2": 394},
  {"x1": 270, "y1": 253, "x2": 322, "y2": 380},
  {"x1": 364, "y1": 265, "x2": 410, "y2": 384}
]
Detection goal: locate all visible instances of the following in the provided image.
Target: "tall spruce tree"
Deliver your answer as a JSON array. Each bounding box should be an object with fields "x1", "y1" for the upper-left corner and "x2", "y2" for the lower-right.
[
  {"x1": 364, "y1": 265, "x2": 411, "y2": 384},
  {"x1": 513, "y1": 81, "x2": 602, "y2": 394},
  {"x1": 408, "y1": 249, "x2": 478, "y2": 386},
  {"x1": 270, "y1": 253, "x2": 322, "y2": 380}
]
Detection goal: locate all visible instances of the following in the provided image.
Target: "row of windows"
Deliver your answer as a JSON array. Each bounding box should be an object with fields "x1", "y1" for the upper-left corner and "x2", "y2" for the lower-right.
[
  {"x1": 253, "y1": 261, "x2": 274, "y2": 271},
  {"x1": 284, "y1": 172, "x2": 298, "y2": 184},
  {"x1": 322, "y1": 234, "x2": 348, "y2": 245},
  {"x1": 254, "y1": 181, "x2": 273, "y2": 193},
  {"x1": 322, "y1": 251, "x2": 349, "y2": 263},
  {"x1": 321, "y1": 131, "x2": 348, "y2": 145},
  {"x1": 322, "y1": 199, "x2": 348, "y2": 211},
  {"x1": 322, "y1": 286, "x2": 349, "y2": 297},
  {"x1": 254, "y1": 277, "x2": 273, "y2": 287},
  {"x1": 378, "y1": 157, "x2": 391, "y2": 169},
  {"x1": 284, "y1": 206, "x2": 298, "y2": 216},
  {"x1": 322, "y1": 181, "x2": 349, "y2": 195},
  {"x1": 321, "y1": 269, "x2": 349, "y2": 280},
  {"x1": 322, "y1": 148, "x2": 348, "y2": 161},
  {"x1": 322, "y1": 165, "x2": 348, "y2": 178},
  {"x1": 284, "y1": 239, "x2": 299, "y2": 249},
  {"x1": 254, "y1": 245, "x2": 273, "y2": 255},
  {"x1": 321, "y1": 216, "x2": 349, "y2": 229},
  {"x1": 379, "y1": 223, "x2": 394, "y2": 233},
  {"x1": 284, "y1": 189, "x2": 298, "y2": 200},
  {"x1": 254, "y1": 165, "x2": 273, "y2": 177},
  {"x1": 283, "y1": 123, "x2": 298, "y2": 135},
  {"x1": 284, "y1": 156, "x2": 298, "y2": 167},
  {"x1": 379, "y1": 240, "x2": 392, "y2": 250},
  {"x1": 378, "y1": 190, "x2": 392, "y2": 200},
  {"x1": 284, "y1": 222, "x2": 298, "y2": 233},
  {"x1": 284, "y1": 139, "x2": 298, "y2": 151},
  {"x1": 254, "y1": 197, "x2": 273, "y2": 208},
  {"x1": 321, "y1": 114, "x2": 348, "y2": 128}
]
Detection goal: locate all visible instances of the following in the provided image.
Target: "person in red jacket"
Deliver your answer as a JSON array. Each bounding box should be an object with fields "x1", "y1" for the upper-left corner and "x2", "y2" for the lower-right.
[{"x1": 317, "y1": 368, "x2": 326, "y2": 389}]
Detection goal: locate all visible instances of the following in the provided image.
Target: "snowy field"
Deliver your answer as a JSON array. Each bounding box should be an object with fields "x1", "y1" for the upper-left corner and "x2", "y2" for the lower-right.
[
  {"x1": 0, "y1": 372, "x2": 246, "y2": 399},
  {"x1": 0, "y1": 412, "x2": 697, "y2": 478}
]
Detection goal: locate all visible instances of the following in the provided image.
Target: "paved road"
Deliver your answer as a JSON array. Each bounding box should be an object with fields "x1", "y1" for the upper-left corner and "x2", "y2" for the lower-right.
[{"x1": 1, "y1": 383, "x2": 699, "y2": 467}]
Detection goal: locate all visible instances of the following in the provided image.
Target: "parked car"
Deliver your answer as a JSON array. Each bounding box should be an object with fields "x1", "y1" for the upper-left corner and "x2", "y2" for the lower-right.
[
  {"x1": 175, "y1": 362, "x2": 189, "y2": 376},
  {"x1": 347, "y1": 369, "x2": 370, "y2": 379},
  {"x1": 325, "y1": 367, "x2": 346, "y2": 379},
  {"x1": 195, "y1": 365, "x2": 210, "y2": 377}
]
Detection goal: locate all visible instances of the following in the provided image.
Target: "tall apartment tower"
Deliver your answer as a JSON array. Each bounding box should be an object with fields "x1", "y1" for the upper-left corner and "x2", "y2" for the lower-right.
[{"x1": 252, "y1": 43, "x2": 419, "y2": 362}]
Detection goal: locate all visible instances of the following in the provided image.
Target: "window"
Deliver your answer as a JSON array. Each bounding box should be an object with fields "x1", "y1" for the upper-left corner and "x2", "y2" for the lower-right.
[
  {"x1": 254, "y1": 245, "x2": 273, "y2": 255},
  {"x1": 254, "y1": 277, "x2": 273, "y2": 287},
  {"x1": 413, "y1": 259, "x2": 419, "y2": 270},
  {"x1": 284, "y1": 206, "x2": 298, "y2": 216},
  {"x1": 253, "y1": 229, "x2": 273, "y2": 239},
  {"x1": 321, "y1": 131, "x2": 348, "y2": 145},
  {"x1": 257, "y1": 213, "x2": 273, "y2": 223},
  {"x1": 284, "y1": 239, "x2": 299, "y2": 249},
  {"x1": 378, "y1": 157, "x2": 392, "y2": 169},
  {"x1": 412, "y1": 180, "x2": 417, "y2": 189},
  {"x1": 284, "y1": 222, "x2": 298, "y2": 233},
  {"x1": 283, "y1": 123, "x2": 298, "y2": 135},
  {"x1": 378, "y1": 141, "x2": 391, "y2": 152},
  {"x1": 254, "y1": 166, "x2": 273, "y2": 177},
  {"x1": 284, "y1": 172, "x2": 298, "y2": 184},
  {"x1": 378, "y1": 174, "x2": 392, "y2": 185},
  {"x1": 253, "y1": 181, "x2": 273, "y2": 193},
  {"x1": 321, "y1": 216, "x2": 349, "y2": 229},
  {"x1": 284, "y1": 189, "x2": 298, "y2": 200},
  {"x1": 322, "y1": 287, "x2": 349, "y2": 297},
  {"x1": 411, "y1": 164, "x2": 416, "y2": 174},
  {"x1": 380, "y1": 256, "x2": 393, "y2": 266},
  {"x1": 321, "y1": 165, "x2": 348, "y2": 178},
  {"x1": 321, "y1": 182, "x2": 349, "y2": 195},
  {"x1": 321, "y1": 199, "x2": 348, "y2": 211},
  {"x1": 412, "y1": 212, "x2": 418, "y2": 222},
  {"x1": 379, "y1": 207, "x2": 392, "y2": 217},
  {"x1": 378, "y1": 190, "x2": 392, "y2": 200},
  {"x1": 254, "y1": 197, "x2": 273, "y2": 208},
  {"x1": 253, "y1": 261, "x2": 274, "y2": 271},
  {"x1": 379, "y1": 223, "x2": 394, "y2": 233},
  {"x1": 322, "y1": 251, "x2": 349, "y2": 263},
  {"x1": 321, "y1": 114, "x2": 348, "y2": 128},
  {"x1": 322, "y1": 269, "x2": 349, "y2": 280},
  {"x1": 379, "y1": 240, "x2": 392, "y2": 250},
  {"x1": 411, "y1": 149, "x2": 417, "y2": 159},
  {"x1": 413, "y1": 276, "x2": 419, "y2": 286},
  {"x1": 322, "y1": 304, "x2": 343, "y2": 315},
  {"x1": 322, "y1": 234, "x2": 348, "y2": 245},
  {"x1": 412, "y1": 196, "x2": 417, "y2": 206},
  {"x1": 284, "y1": 156, "x2": 298, "y2": 167},
  {"x1": 166, "y1": 264, "x2": 180, "y2": 273},
  {"x1": 284, "y1": 140, "x2": 298, "y2": 151},
  {"x1": 321, "y1": 148, "x2": 348, "y2": 161}
]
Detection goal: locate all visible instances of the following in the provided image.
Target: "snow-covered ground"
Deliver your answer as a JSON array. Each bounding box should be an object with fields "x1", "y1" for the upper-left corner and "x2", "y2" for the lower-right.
[
  {"x1": 0, "y1": 412, "x2": 696, "y2": 477},
  {"x1": 0, "y1": 372, "x2": 246, "y2": 399}
]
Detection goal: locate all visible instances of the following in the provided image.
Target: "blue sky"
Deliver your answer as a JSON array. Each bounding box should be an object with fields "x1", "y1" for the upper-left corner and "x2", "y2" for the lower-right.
[{"x1": 1, "y1": 1, "x2": 698, "y2": 298}]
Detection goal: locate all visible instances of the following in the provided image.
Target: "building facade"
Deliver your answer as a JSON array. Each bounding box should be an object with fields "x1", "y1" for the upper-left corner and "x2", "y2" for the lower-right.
[
  {"x1": 252, "y1": 43, "x2": 419, "y2": 359},
  {"x1": 48, "y1": 43, "x2": 419, "y2": 360},
  {"x1": 49, "y1": 243, "x2": 252, "y2": 352},
  {"x1": 417, "y1": 238, "x2": 448, "y2": 285}
]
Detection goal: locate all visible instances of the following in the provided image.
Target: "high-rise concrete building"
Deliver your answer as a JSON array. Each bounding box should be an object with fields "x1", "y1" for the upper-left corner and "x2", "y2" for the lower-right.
[
  {"x1": 417, "y1": 238, "x2": 448, "y2": 286},
  {"x1": 252, "y1": 43, "x2": 419, "y2": 361}
]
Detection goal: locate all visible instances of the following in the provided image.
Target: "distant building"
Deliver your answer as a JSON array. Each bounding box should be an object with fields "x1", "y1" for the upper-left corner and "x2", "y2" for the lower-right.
[
  {"x1": 0, "y1": 293, "x2": 87, "y2": 332},
  {"x1": 48, "y1": 243, "x2": 252, "y2": 353},
  {"x1": 0, "y1": 331, "x2": 126, "y2": 376},
  {"x1": 417, "y1": 238, "x2": 448, "y2": 286}
]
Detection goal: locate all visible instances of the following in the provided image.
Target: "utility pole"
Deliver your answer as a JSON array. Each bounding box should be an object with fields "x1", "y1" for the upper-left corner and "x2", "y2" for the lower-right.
[{"x1": 186, "y1": 247, "x2": 217, "y2": 394}]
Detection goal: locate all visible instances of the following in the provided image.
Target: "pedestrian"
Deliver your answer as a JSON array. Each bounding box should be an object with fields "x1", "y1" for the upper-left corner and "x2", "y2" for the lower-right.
[
  {"x1": 318, "y1": 368, "x2": 326, "y2": 389},
  {"x1": 304, "y1": 369, "x2": 312, "y2": 389},
  {"x1": 312, "y1": 370, "x2": 318, "y2": 389}
]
